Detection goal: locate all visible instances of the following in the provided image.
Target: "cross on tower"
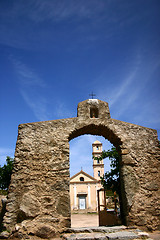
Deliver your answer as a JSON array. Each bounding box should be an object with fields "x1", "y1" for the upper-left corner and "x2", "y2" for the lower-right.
[{"x1": 89, "y1": 92, "x2": 96, "y2": 99}]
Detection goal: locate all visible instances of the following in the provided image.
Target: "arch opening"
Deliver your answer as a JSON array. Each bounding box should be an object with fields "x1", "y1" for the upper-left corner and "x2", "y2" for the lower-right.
[
  {"x1": 69, "y1": 125, "x2": 125, "y2": 227},
  {"x1": 68, "y1": 124, "x2": 122, "y2": 149}
]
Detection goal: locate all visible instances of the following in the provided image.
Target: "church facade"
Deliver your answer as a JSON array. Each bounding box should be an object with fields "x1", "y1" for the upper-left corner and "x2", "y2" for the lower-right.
[{"x1": 70, "y1": 140, "x2": 104, "y2": 212}]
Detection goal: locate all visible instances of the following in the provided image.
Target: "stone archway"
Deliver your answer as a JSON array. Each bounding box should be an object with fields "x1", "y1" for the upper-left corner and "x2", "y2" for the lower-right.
[
  {"x1": 68, "y1": 126, "x2": 125, "y2": 225},
  {"x1": 68, "y1": 123, "x2": 136, "y2": 227},
  {"x1": 3, "y1": 99, "x2": 160, "y2": 238}
]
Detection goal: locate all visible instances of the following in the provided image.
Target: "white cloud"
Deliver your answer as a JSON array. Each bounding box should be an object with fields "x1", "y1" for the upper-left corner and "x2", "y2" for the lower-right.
[
  {"x1": 10, "y1": 57, "x2": 49, "y2": 121},
  {"x1": 110, "y1": 69, "x2": 138, "y2": 107},
  {"x1": 13, "y1": 0, "x2": 106, "y2": 23},
  {"x1": 0, "y1": 1, "x2": 104, "y2": 50},
  {"x1": 0, "y1": 1, "x2": 142, "y2": 51},
  {"x1": 10, "y1": 57, "x2": 45, "y2": 88},
  {"x1": 97, "y1": 47, "x2": 160, "y2": 122},
  {"x1": 54, "y1": 102, "x2": 75, "y2": 119},
  {"x1": 0, "y1": 148, "x2": 15, "y2": 167},
  {"x1": 20, "y1": 90, "x2": 49, "y2": 121},
  {"x1": 99, "y1": 52, "x2": 141, "y2": 108},
  {"x1": 10, "y1": 57, "x2": 77, "y2": 122}
]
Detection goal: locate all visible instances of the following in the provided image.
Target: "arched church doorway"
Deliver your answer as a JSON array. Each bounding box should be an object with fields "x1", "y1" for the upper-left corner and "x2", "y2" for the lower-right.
[{"x1": 69, "y1": 133, "x2": 122, "y2": 228}]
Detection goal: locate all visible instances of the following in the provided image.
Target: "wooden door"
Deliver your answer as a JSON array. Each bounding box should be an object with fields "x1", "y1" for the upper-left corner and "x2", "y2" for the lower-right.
[{"x1": 97, "y1": 188, "x2": 121, "y2": 226}]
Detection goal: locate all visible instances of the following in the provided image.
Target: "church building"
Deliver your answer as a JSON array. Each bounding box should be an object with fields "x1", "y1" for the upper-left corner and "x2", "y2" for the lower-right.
[{"x1": 70, "y1": 140, "x2": 104, "y2": 212}]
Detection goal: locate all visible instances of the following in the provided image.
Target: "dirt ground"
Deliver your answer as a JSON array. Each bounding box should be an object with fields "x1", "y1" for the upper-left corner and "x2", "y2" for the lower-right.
[
  {"x1": 148, "y1": 231, "x2": 160, "y2": 240},
  {"x1": 71, "y1": 213, "x2": 98, "y2": 228},
  {"x1": 71, "y1": 214, "x2": 160, "y2": 240}
]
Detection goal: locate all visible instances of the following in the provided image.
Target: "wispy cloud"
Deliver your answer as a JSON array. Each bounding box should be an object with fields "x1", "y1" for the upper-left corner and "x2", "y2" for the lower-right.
[
  {"x1": 9, "y1": 0, "x2": 106, "y2": 23},
  {"x1": 109, "y1": 67, "x2": 139, "y2": 107},
  {"x1": 0, "y1": 1, "x2": 143, "y2": 51},
  {"x1": 54, "y1": 101, "x2": 75, "y2": 119},
  {"x1": 0, "y1": 1, "x2": 106, "y2": 50},
  {"x1": 20, "y1": 90, "x2": 49, "y2": 121},
  {"x1": 96, "y1": 56, "x2": 141, "y2": 116},
  {"x1": 10, "y1": 57, "x2": 49, "y2": 121},
  {"x1": 10, "y1": 57, "x2": 45, "y2": 87},
  {"x1": 114, "y1": 61, "x2": 160, "y2": 120},
  {"x1": 97, "y1": 47, "x2": 160, "y2": 121}
]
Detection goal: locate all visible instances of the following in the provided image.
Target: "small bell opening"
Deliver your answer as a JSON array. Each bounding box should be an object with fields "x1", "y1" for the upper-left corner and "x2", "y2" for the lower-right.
[{"x1": 90, "y1": 107, "x2": 98, "y2": 118}]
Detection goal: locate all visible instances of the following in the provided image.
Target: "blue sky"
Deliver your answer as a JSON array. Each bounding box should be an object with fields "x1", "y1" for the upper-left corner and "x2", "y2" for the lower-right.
[{"x1": 0, "y1": 0, "x2": 160, "y2": 177}]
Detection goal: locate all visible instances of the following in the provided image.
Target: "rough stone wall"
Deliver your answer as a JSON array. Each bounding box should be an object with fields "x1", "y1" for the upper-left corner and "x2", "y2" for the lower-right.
[
  {"x1": 111, "y1": 119, "x2": 160, "y2": 231},
  {"x1": 3, "y1": 99, "x2": 160, "y2": 237}
]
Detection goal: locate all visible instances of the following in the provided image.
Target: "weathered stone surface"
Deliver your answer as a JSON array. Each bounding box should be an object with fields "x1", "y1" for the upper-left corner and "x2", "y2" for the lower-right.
[
  {"x1": 137, "y1": 231, "x2": 149, "y2": 238},
  {"x1": 3, "y1": 99, "x2": 160, "y2": 237},
  {"x1": 106, "y1": 230, "x2": 139, "y2": 239},
  {"x1": 0, "y1": 230, "x2": 10, "y2": 239},
  {"x1": 18, "y1": 191, "x2": 41, "y2": 220},
  {"x1": 0, "y1": 195, "x2": 7, "y2": 231},
  {"x1": 34, "y1": 225, "x2": 56, "y2": 239},
  {"x1": 68, "y1": 226, "x2": 127, "y2": 233},
  {"x1": 63, "y1": 229, "x2": 145, "y2": 240},
  {"x1": 63, "y1": 232, "x2": 106, "y2": 239}
]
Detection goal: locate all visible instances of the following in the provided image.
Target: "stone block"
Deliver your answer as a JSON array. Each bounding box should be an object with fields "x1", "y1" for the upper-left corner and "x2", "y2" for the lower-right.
[{"x1": 106, "y1": 231, "x2": 139, "y2": 239}]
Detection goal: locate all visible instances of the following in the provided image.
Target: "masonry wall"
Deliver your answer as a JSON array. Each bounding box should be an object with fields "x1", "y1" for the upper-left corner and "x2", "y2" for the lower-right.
[{"x1": 3, "y1": 99, "x2": 160, "y2": 238}]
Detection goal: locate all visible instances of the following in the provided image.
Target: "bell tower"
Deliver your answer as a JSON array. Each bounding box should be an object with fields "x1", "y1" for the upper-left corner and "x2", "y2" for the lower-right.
[{"x1": 92, "y1": 140, "x2": 104, "y2": 181}]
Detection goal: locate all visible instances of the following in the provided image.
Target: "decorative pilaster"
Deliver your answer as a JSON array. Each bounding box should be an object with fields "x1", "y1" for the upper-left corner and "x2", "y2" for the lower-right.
[
  {"x1": 88, "y1": 184, "x2": 91, "y2": 208},
  {"x1": 74, "y1": 184, "x2": 77, "y2": 209}
]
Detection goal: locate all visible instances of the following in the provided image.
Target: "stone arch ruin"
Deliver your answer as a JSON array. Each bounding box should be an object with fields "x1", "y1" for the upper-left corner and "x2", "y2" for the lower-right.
[{"x1": 3, "y1": 99, "x2": 160, "y2": 237}]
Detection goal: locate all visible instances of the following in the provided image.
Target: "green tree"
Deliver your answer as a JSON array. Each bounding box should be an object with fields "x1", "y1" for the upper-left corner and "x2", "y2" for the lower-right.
[
  {"x1": 0, "y1": 156, "x2": 14, "y2": 190},
  {"x1": 94, "y1": 146, "x2": 120, "y2": 194}
]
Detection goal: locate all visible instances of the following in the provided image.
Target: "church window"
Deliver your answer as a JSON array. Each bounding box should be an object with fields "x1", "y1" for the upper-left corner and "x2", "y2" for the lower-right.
[
  {"x1": 98, "y1": 171, "x2": 100, "y2": 177},
  {"x1": 80, "y1": 177, "x2": 84, "y2": 181},
  {"x1": 97, "y1": 159, "x2": 100, "y2": 164},
  {"x1": 96, "y1": 146, "x2": 99, "y2": 150}
]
